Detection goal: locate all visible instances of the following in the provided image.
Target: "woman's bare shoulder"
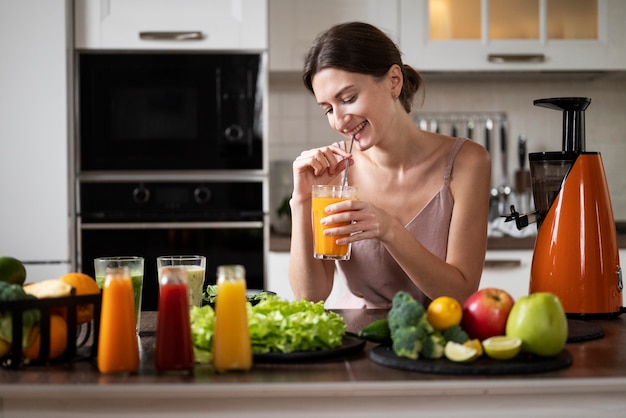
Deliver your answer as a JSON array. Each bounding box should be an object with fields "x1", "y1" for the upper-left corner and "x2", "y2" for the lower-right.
[{"x1": 456, "y1": 138, "x2": 491, "y2": 168}]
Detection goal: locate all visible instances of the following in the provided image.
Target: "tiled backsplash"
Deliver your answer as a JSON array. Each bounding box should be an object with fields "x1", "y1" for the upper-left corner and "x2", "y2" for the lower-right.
[{"x1": 268, "y1": 72, "x2": 626, "y2": 225}]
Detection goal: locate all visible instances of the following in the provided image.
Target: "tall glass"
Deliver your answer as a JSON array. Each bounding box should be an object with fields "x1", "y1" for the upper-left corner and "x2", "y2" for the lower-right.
[
  {"x1": 157, "y1": 255, "x2": 206, "y2": 308},
  {"x1": 311, "y1": 185, "x2": 357, "y2": 260},
  {"x1": 94, "y1": 256, "x2": 144, "y2": 333}
]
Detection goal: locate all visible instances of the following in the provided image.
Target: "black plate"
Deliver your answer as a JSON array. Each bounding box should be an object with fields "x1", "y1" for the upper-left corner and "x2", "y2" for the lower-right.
[
  {"x1": 253, "y1": 333, "x2": 366, "y2": 363},
  {"x1": 370, "y1": 345, "x2": 572, "y2": 375}
]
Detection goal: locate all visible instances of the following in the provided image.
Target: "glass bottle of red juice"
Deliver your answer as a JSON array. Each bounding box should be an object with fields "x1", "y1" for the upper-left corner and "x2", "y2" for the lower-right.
[{"x1": 155, "y1": 266, "x2": 194, "y2": 373}]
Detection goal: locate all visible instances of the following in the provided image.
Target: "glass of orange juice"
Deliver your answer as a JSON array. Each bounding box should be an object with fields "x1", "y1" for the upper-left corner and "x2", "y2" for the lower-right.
[
  {"x1": 94, "y1": 256, "x2": 144, "y2": 333},
  {"x1": 311, "y1": 185, "x2": 357, "y2": 260}
]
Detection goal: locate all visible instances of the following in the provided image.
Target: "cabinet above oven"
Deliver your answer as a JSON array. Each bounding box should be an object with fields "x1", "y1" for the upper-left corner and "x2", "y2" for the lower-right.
[{"x1": 74, "y1": 0, "x2": 267, "y2": 51}]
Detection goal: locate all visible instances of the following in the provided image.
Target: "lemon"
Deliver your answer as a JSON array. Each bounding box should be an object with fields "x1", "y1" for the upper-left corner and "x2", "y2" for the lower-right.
[
  {"x1": 444, "y1": 341, "x2": 478, "y2": 363},
  {"x1": 482, "y1": 336, "x2": 522, "y2": 360},
  {"x1": 427, "y1": 296, "x2": 463, "y2": 331},
  {"x1": 0, "y1": 256, "x2": 26, "y2": 285}
]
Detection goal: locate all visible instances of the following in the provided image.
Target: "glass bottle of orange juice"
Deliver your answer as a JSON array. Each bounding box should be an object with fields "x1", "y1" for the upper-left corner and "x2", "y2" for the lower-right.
[
  {"x1": 212, "y1": 265, "x2": 252, "y2": 372},
  {"x1": 97, "y1": 266, "x2": 139, "y2": 374}
]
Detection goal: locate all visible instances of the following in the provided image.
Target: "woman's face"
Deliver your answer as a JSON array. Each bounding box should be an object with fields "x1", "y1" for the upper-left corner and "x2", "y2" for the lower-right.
[{"x1": 311, "y1": 67, "x2": 399, "y2": 151}]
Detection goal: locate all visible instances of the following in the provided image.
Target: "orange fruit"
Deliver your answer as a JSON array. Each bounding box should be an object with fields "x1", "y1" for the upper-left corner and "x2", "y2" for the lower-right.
[
  {"x1": 0, "y1": 337, "x2": 10, "y2": 358},
  {"x1": 23, "y1": 314, "x2": 68, "y2": 361},
  {"x1": 463, "y1": 338, "x2": 484, "y2": 357},
  {"x1": 427, "y1": 296, "x2": 463, "y2": 331},
  {"x1": 57, "y1": 272, "x2": 101, "y2": 324}
]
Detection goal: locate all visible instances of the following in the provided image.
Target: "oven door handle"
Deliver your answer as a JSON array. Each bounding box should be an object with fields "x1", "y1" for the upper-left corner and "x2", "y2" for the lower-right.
[{"x1": 81, "y1": 221, "x2": 264, "y2": 230}]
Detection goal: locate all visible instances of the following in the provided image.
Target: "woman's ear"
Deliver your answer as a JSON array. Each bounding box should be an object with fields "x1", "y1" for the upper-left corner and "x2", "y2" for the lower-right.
[{"x1": 387, "y1": 64, "x2": 403, "y2": 98}]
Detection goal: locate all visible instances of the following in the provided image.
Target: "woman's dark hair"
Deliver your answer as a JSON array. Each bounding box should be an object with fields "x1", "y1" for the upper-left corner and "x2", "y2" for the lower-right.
[{"x1": 303, "y1": 21, "x2": 423, "y2": 113}]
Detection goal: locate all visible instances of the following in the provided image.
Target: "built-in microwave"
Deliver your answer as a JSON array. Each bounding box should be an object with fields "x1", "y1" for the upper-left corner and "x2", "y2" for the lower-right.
[{"x1": 76, "y1": 52, "x2": 264, "y2": 171}]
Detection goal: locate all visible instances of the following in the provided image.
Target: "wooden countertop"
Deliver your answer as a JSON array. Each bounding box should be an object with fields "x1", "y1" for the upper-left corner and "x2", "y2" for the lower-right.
[{"x1": 2, "y1": 310, "x2": 626, "y2": 417}]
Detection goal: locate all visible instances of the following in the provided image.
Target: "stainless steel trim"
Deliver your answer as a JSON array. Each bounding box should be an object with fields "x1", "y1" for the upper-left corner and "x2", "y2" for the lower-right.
[
  {"x1": 487, "y1": 54, "x2": 546, "y2": 63},
  {"x1": 78, "y1": 170, "x2": 267, "y2": 182},
  {"x1": 139, "y1": 31, "x2": 204, "y2": 41},
  {"x1": 81, "y1": 221, "x2": 264, "y2": 230}
]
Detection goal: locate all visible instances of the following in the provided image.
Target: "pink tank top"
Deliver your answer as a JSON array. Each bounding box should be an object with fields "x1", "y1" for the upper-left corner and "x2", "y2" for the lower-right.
[{"x1": 336, "y1": 137, "x2": 467, "y2": 308}]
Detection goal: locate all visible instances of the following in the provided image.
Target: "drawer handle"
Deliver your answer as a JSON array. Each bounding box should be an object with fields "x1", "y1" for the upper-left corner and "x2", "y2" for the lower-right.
[
  {"x1": 488, "y1": 54, "x2": 545, "y2": 63},
  {"x1": 484, "y1": 259, "x2": 522, "y2": 268},
  {"x1": 139, "y1": 31, "x2": 205, "y2": 41}
]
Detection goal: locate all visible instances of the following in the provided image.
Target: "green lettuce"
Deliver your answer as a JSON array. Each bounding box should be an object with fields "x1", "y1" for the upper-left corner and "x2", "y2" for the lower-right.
[{"x1": 190, "y1": 295, "x2": 346, "y2": 362}]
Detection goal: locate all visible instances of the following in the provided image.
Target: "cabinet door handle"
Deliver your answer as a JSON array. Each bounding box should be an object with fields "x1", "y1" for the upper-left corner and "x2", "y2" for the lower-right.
[
  {"x1": 484, "y1": 259, "x2": 522, "y2": 268},
  {"x1": 487, "y1": 54, "x2": 545, "y2": 63},
  {"x1": 139, "y1": 31, "x2": 205, "y2": 41}
]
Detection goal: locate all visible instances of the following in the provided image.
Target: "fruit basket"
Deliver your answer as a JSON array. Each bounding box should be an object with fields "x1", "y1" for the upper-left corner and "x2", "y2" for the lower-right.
[{"x1": 1, "y1": 290, "x2": 102, "y2": 368}]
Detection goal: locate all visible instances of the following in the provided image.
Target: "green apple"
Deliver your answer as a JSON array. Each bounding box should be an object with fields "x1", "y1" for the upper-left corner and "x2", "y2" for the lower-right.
[{"x1": 505, "y1": 292, "x2": 568, "y2": 357}]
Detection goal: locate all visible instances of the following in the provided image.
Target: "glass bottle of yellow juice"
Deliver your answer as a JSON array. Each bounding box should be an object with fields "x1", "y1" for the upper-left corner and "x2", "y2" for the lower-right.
[{"x1": 212, "y1": 265, "x2": 252, "y2": 372}]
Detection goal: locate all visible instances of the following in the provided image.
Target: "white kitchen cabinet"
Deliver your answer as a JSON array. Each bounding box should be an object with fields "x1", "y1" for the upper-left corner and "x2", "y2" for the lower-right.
[
  {"x1": 0, "y1": 0, "x2": 71, "y2": 281},
  {"x1": 269, "y1": 0, "x2": 399, "y2": 72},
  {"x1": 400, "y1": 0, "x2": 626, "y2": 71},
  {"x1": 268, "y1": 252, "x2": 347, "y2": 308},
  {"x1": 271, "y1": 249, "x2": 625, "y2": 307},
  {"x1": 480, "y1": 250, "x2": 533, "y2": 301},
  {"x1": 75, "y1": 0, "x2": 267, "y2": 50}
]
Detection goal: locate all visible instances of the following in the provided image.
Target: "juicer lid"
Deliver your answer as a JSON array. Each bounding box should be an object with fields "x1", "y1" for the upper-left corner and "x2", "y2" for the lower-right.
[{"x1": 534, "y1": 97, "x2": 591, "y2": 153}]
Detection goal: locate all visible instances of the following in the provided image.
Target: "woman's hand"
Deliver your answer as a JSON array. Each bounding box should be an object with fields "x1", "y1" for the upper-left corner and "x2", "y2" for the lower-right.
[
  {"x1": 292, "y1": 144, "x2": 352, "y2": 203},
  {"x1": 320, "y1": 199, "x2": 397, "y2": 245}
]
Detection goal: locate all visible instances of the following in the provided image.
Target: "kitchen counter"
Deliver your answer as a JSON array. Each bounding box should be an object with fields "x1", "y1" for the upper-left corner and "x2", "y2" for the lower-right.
[
  {"x1": 270, "y1": 233, "x2": 538, "y2": 251},
  {"x1": 1, "y1": 311, "x2": 626, "y2": 417},
  {"x1": 270, "y1": 220, "x2": 626, "y2": 252}
]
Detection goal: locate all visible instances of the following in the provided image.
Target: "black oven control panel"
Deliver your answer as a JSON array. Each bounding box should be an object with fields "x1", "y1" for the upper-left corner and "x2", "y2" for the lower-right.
[{"x1": 79, "y1": 181, "x2": 263, "y2": 223}]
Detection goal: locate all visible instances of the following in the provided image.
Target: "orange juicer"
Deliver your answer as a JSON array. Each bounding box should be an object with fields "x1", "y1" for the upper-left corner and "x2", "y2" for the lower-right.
[{"x1": 506, "y1": 97, "x2": 623, "y2": 317}]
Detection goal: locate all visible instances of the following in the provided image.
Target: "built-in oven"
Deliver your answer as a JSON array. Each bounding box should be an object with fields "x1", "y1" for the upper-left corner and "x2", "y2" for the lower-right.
[
  {"x1": 77, "y1": 52, "x2": 263, "y2": 171},
  {"x1": 77, "y1": 180, "x2": 266, "y2": 311},
  {"x1": 73, "y1": 51, "x2": 268, "y2": 309}
]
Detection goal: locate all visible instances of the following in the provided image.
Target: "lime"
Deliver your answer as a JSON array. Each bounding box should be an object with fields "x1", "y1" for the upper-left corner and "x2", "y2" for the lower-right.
[
  {"x1": 0, "y1": 256, "x2": 26, "y2": 285},
  {"x1": 444, "y1": 341, "x2": 478, "y2": 363},
  {"x1": 482, "y1": 336, "x2": 522, "y2": 360}
]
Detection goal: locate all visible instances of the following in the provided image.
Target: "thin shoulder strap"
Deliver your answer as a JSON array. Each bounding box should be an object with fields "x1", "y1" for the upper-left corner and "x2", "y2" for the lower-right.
[{"x1": 443, "y1": 137, "x2": 467, "y2": 185}]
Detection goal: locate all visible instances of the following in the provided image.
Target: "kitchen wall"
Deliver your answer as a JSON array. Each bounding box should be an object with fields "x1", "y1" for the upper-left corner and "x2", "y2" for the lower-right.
[{"x1": 268, "y1": 72, "x2": 626, "y2": 225}]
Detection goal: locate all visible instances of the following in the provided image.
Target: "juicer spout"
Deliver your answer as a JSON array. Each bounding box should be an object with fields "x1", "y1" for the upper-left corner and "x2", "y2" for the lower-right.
[{"x1": 503, "y1": 205, "x2": 540, "y2": 230}]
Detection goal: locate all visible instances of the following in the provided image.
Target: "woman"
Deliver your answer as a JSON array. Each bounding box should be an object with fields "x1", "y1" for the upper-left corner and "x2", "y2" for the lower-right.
[{"x1": 289, "y1": 22, "x2": 491, "y2": 308}]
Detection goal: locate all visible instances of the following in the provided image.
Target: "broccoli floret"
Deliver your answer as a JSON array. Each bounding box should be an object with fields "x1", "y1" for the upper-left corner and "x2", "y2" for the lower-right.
[
  {"x1": 0, "y1": 281, "x2": 29, "y2": 301},
  {"x1": 391, "y1": 291, "x2": 414, "y2": 310},
  {"x1": 442, "y1": 324, "x2": 469, "y2": 344},
  {"x1": 421, "y1": 331, "x2": 446, "y2": 359},
  {"x1": 392, "y1": 325, "x2": 427, "y2": 360},
  {"x1": 0, "y1": 282, "x2": 40, "y2": 348},
  {"x1": 388, "y1": 292, "x2": 425, "y2": 332},
  {"x1": 417, "y1": 314, "x2": 434, "y2": 334}
]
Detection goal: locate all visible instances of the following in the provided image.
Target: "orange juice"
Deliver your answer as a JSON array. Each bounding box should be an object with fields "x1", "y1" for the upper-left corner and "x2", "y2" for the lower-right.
[
  {"x1": 311, "y1": 185, "x2": 357, "y2": 260},
  {"x1": 212, "y1": 265, "x2": 252, "y2": 372},
  {"x1": 97, "y1": 268, "x2": 139, "y2": 374}
]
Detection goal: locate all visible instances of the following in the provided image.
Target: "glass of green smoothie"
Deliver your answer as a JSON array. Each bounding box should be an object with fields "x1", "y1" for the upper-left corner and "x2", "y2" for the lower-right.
[
  {"x1": 156, "y1": 255, "x2": 206, "y2": 308},
  {"x1": 94, "y1": 256, "x2": 144, "y2": 333}
]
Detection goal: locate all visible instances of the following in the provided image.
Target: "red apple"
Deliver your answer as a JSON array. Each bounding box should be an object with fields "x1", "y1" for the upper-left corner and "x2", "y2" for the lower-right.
[{"x1": 461, "y1": 288, "x2": 515, "y2": 341}]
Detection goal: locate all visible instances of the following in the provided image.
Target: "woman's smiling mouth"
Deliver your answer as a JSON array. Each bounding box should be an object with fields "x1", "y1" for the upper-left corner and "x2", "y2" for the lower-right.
[{"x1": 347, "y1": 121, "x2": 368, "y2": 137}]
